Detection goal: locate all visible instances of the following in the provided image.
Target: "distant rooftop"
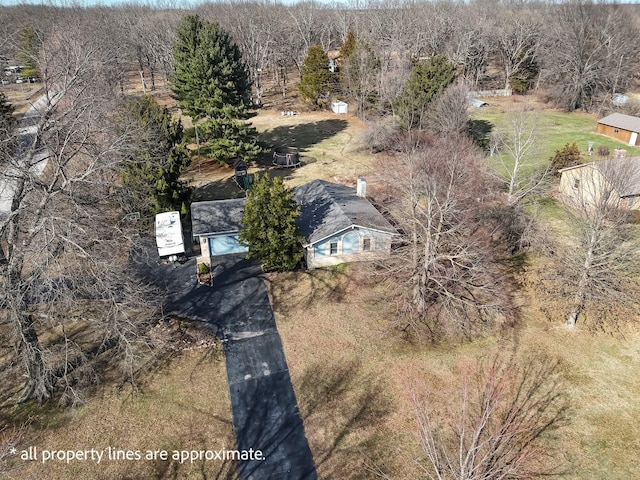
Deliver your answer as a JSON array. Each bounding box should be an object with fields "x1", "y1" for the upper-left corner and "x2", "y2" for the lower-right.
[
  {"x1": 191, "y1": 198, "x2": 246, "y2": 236},
  {"x1": 597, "y1": 113, "x2": 640, "y2": 133},
  {"x1": 294, "y1": 180, "x2": 396, "y2": 246}
]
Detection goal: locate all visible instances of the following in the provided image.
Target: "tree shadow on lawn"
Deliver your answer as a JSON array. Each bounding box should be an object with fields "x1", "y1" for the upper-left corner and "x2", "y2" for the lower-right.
[
  {"x1": 297, "y1": 358, "x2": 397, "y2": 479},
  {"x1": 192, "y1": 176, "x2": 246, "y2": 202},
  {"x1": 264, "y1": 266, "x2": 356, "y2": 319},
  {"x1": 259, "y1": 119, "x2": 349, "y2": 152}
]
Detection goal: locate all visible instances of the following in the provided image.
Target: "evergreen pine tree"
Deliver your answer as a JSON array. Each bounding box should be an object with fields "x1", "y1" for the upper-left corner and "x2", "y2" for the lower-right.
[
  {"x1": 18, "y1": 26, "x2": 40, "y2": 79},
  {"x1": 550, "y1": 142, "x2": 582, "y2": 176},
  {"x1": 339, "y1": 30, "x2": 357, "y2": 60},
  {"x1": 172, "y1": 15, "x2": 259, "y2": 163},
  {"x1": 239, "y1": 174, "x2": 303, "y2": 271},
  {"x1": 394, "y1": 55, "x2": 456, "y2": 131},
  {"x1": 120, "y1": 96, "x2": 192, "y2": 214},
  {"x1": 298, "y1": 45, "x2": 336, "y2": 108},
  {"x1": 0, "y1": 92, "x2": 16, "y2": 167}
]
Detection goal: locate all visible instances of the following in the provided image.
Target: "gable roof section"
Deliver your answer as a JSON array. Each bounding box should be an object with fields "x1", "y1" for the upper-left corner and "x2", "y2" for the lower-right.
[
  {"x1": 595, "y1": 157, "x2": 640, "y2": 197},
  {"x1": 597, "y1": 113, "x2": 640, "y2": 133},
  {"x1": 191, "y1": 198, "x2": 246, "y2": 236},
  {"x1": 560, "y1": 157, "x2": 640, "y2": 197},
  {"x1": 294, "y1": 180, "x2": 396, "y2": 246}
]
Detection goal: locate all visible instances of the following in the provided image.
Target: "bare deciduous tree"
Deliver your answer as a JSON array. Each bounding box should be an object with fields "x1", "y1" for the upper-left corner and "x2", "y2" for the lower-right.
[
  {"x1": 494, "y1": 10, "x2": 541, "y2": 91},
  {"x1": 544, "y1": 1, "x2": 640, "y2": 111},
  {"x1": 557, "y1": 158, "x2": 640, "y2": 328},
  {"x1": 426, "y1": 80, "x2": 471, "y2": 136},
  {"x1": 490, "y1": 110, "x2": 550, "y2": 205},
  {"x1": 0, "y1": 22, "x2": 158, "y2": 404},
  {"x1": 339, "y1": 39, "x2": 380, "y2": 120},
  {"x1": 414, "y1": 351, "x2": 569, "y2": 480},
  {"x1": 374, "y1": 134, "x2": 514, "y2": 339}
]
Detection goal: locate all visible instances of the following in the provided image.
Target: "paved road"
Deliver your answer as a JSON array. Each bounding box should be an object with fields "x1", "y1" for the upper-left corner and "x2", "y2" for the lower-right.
[
  {"x1": 0, "y1": 94, "x2": 51, "y2": 221},
  {"x1": 139, "y1": 251, "x2": 317, "y2": 480}
]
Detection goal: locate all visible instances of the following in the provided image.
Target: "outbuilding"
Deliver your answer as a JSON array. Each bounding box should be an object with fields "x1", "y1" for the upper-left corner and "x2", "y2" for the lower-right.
[
  {"x1": 331, "y1": 101, "x2": 348, "y2": 115},
  {"x1": 191, "y1": 199, "x2": 249, "y2": 260},
  {"x1": 596, "y1": 113, "x2": 640, "y2": 146},
  {"x1": 559, "y1": 157, "x2": 640, "y2": 210}
]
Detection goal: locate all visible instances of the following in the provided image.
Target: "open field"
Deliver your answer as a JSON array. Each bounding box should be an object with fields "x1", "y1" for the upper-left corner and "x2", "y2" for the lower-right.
[{"x1": 472, "y1": 95, "x2": 640, "y2": 166}]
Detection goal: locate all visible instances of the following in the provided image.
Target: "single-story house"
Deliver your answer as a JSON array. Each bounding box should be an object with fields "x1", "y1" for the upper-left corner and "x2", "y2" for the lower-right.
[
  {"x1": 596, "y1": 113, "x2": 640, "y2": 146},
  {"x1": 559, "y1": 157, "x2": 640, "y2": 209},
  {"x1": 293, "y1": 179, "x2": 397, "y2": 269},
  {"x1": 191, "y1": 198, "x2": 249, "y2": 259}
]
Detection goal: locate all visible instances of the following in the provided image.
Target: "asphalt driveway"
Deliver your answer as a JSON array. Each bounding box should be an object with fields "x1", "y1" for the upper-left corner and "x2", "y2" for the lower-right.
[{"x1": 139, "y1": 251, "x2": 317, "y2": 480}]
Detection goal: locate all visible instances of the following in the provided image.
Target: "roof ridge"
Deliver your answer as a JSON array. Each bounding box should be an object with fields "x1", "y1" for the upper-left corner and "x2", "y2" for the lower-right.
[{"x1": 317, "y1": 180, "x2": 356, "y2": 226}]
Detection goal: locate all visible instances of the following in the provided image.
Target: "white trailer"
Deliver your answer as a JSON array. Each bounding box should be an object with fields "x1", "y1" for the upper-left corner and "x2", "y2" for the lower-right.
[{"x1": 155, "y1": 211, "x2": 185, "y2": 258}]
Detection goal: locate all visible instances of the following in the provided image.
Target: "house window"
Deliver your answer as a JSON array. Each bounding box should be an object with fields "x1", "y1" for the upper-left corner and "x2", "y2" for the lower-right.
[
  {"x1": 629, "y1": 196, "x2": 637, "y2": 208},
  {"x1": 614, "y1": 129, "x2": 619, "y2": 134},
  {"x1": 363, "y1": 238, "x2": 371, "y2": 251},
  {"x1": 573, "y1": 178, "x2": 580, "y2": 189},
  {"x1": 329, "y1": 242, "x2": 338, "y2": 255}
]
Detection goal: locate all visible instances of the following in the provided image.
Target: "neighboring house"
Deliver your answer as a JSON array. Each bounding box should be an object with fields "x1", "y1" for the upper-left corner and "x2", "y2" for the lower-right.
[
  {"x1": 596, "y1": 113, "x2": 640, "y2": 146},
  {"x1": 293, "y1": 179, "x2": 397, "y2": 269},
  {"x1": 559, "y1": 157, "x2": 640, "y2": 209},
  {"x1": 191, "y1": 199, "x2": 249, "y2": 260}
]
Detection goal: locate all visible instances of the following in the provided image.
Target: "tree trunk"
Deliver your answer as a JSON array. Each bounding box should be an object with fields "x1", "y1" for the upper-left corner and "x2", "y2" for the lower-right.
[
  {"x1": 17, "y1": 314, "x2": 50, "y2": 403},
  {"x1": 566, "y1": 236, "x2": 595, "y2": 328},
  {"x1": 281, "y1": 64, "x2": 287, "y2": 98}
]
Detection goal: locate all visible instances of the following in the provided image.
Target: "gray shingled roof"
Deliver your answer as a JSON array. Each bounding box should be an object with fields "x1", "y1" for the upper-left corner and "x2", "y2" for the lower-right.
[
  {"x1": 597, "y1": 113, "x2": 640, "y2": 133},
  {"x1": 293, "y1": 180, "x2": 396, "y2": 246},
  {"x1": 191, "y1": 199, "x2": 246, "y2": 236},
  {"x1": 595, "y1": 156, "x2": 640, "y2": 197}
]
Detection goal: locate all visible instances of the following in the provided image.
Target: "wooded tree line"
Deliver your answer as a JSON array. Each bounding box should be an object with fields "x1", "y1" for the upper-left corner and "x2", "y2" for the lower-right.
[
  {"x1": 0, "y1": 16, "x2": 171, "y2": 405},
  {"x1": 2, "y1": 0, "x2": 639, "y2": 113}
]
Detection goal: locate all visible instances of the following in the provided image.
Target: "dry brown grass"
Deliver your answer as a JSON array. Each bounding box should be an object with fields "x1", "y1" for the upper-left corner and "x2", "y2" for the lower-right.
[
  {"x1": 265, "y1": 263, "x2": 640, "y2": 480},
  {"x1": 3, "y1": 348, "x2": 236, "y2": 480},
  {"x1": 181, "y1": 109, "x2": 376, "y2": 199},
  {"x1": 1, "y1": 83, "x2": 44, "y2": 117}
]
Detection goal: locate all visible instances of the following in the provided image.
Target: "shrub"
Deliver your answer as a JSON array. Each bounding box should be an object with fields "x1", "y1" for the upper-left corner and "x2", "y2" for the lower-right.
[
  {"x1": 597, "y1": 145, "x2": 610, "y2": 157},
  {"x1": 550, "y1": 142, "x2": 582, "y2": 175}
]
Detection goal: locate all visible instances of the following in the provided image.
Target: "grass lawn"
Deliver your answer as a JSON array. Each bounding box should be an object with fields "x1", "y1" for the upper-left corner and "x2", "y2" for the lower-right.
[
  {"x1": 3, "y1": 349, "x2": 236, "y2": 480},
  {"x1": 265, "y1": 265, "x2": 640, "y2": 480},
  {"x1": 182, "y1": 109, "x2": 373, "y2": 200},
  {"x1": 473, "y1": 101, "x2": 640, "y2": 168}
]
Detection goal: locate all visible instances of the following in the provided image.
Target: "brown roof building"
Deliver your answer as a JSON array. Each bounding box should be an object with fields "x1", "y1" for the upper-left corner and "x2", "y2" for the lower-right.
[{"x1": 596, "y1": 113, "x2": 640, "y2": 146}]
